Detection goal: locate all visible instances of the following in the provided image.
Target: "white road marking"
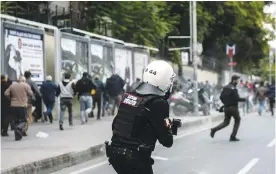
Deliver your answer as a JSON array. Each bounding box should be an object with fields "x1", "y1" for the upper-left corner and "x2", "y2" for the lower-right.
[
  {"x1": 67, "y1": 118, "x2": 228, "y2": 174},
  {"x1": 267, "y1": 138, "x2": 276, "y2": 147},
  {"x1": 236, "y1": 158, "x2": 259, "y2": 174},
  {"x1": 68, "y1": 161, "x2": 108, "y2": 174},
  {"x1": 174, "y1": 127, "x2": 211, "y2": 140},
  {"x1": 68, "y1": 127, "x2": 209, "y2": 174},
  {"x1": 151, "y1": 156, "x2": 168, "y2": 161}
]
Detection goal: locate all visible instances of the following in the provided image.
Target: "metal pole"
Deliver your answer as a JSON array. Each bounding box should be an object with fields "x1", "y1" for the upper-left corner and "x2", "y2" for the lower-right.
[
  {"x1": 230, "y1": 57, "x2": 233, "y2": 77},
  {"x1": 55, "y1": 30, "x2": 61, "y2": 120},
  {"x1": 191, "y1": 1, "x2": 199, "y2": 115},
  {"x1": 85, "y1": 35, "x2": 92, "y2": 75}
]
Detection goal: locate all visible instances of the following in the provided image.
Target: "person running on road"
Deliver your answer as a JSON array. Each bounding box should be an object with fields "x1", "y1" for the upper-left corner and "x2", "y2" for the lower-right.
[
  {"x1": 56, "y1": 73, "x2": 75, "y2": 130},
  {"x1": 267, "y1": 80, "x2": 275, "y2": 116},
  {"x1": 210, "y1": 75, "x2": 245, "y2": 141},
  {"x1": 5, "y1": 76, "x2": 34, "y2": 140}
]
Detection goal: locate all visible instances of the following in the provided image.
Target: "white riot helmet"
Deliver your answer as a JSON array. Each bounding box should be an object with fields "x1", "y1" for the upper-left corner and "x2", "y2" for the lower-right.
[{"x1": 143, "y1": 60, "x2": 176, "y2": 92}]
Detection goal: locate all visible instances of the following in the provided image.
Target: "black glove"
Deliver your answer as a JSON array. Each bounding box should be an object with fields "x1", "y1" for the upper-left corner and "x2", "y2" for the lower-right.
[
  {"x1": 239, "y1": 98, "x2": 246, "y2": 102},
  {"x1": 164, "y1": 90, "x2": 171, "y2": 100}
]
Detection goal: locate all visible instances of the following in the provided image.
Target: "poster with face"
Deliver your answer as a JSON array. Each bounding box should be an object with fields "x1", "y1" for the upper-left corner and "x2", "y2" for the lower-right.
[
  {"x1": 4, "y1": 27, "x2": 45, "y2": 82},
  {"x1": 61, "y1": 37, "x2": 88, "y2": 80}
]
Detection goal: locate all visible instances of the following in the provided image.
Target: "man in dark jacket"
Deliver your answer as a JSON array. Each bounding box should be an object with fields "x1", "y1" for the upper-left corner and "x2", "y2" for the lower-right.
[
  {"x1": 1, "y1": 74, "x2": 12, "y2": 136},
  {"x1": 210, "y1": 75, "x2": 245, "y2": 141},
  {"x1": 75, "y1": 72, "x2": 96, "y2": 124},
  {"x1": 267, "y1": 80, "x2": 275, "y2": 116},
  {"x1": 24, "y1": 71, "x2": 41, "y2": 125},
  {"x1": 93, "y1": 75, "x2": 105, "y2": 120},
  {"x1": 40, "y1": 75, "x2": 57, "y2": 123},
  {"x1": 105, "y1": 74, "x2": 125, "y2": 116}
]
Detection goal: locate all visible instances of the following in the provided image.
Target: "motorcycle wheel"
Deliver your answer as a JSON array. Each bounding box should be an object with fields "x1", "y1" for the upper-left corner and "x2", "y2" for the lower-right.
[{"x1": 172, "y1": 104, "x2": 190, "y2": 116}]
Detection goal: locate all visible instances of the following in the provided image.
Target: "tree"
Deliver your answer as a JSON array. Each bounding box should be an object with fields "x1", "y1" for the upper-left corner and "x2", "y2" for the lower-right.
[{"x1": 199, "y1": 2, "x2": 273, "y2": 73}]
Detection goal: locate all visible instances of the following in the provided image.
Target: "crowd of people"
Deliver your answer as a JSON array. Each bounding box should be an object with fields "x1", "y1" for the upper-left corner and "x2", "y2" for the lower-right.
[
  {"x1": 2, "y1": 69, "x2": 275, "y2": 141},
  {"x1": 1, "y1": 70, "x2": 136, "y2": 141},
  {"x1": 238, "y1": 79, "x2": 275, "y2": 116}
]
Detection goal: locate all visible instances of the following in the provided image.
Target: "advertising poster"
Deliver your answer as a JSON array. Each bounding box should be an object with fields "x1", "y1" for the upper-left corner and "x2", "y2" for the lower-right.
[
  {"x1": 115, "y1": 48, "x2": 133, "y2": 91},
  {"x1": 134, "y1": 52, "x2": 147, "y2": 80},
  {"x1": 61, "y1": 37, "x2": 88, "y2": 80},
  {"x1": 103, "y1": 46, "x2": 115, "y2": 82},
  {"x1": 126, "y1": 49, "x2": 133, "y2": 85},
  {"x1": 91, "y1": 44, "x2": 104, "y2": 79},
  {"x1": 4, "y1": 26, "x2": 45, "y2": 82},
  {"x1": 114, "y1": 48, "x2": 127, "y2": 80}
]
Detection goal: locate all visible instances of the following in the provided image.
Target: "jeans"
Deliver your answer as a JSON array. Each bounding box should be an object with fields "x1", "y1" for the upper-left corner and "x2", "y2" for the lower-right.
[
  {"x1": 79, "y1": 95, "x2": 93, "y2": 123},
  {"x1": 60, "y1": 98, "x2": 73, "y2": 124},
  {"x1": 110, "y1": 95, "x2": 121, "y2": 116},
  {"x1": 258, "y1": 99, "x2": 265, "y2": 115},
  {"x1": 44, "y1": 101, "x2": 55, "y2": 122}
]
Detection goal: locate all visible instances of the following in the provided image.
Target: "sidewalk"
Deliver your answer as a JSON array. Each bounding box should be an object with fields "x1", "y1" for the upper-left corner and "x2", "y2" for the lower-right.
[{"x1": 1, "y1": 112, "x2": 223, "y2": 174}]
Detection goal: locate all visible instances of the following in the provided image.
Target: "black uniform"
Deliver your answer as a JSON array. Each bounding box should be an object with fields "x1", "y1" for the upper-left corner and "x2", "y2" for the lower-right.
[
  {"x1": 211, "y1": 82, "x2": 245, "y2": 141},
  {"x1": 106, "y1": 83, "x2": 174, "y2": 174}
]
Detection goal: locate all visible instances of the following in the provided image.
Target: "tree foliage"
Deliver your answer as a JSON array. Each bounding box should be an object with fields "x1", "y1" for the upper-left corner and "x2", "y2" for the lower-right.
[
  {"x1": 83, "y1": 1, "x2": 272, "y2": 73},
  {"x1": 2, "y1": 1, "x2": 273, "y2": 74}
]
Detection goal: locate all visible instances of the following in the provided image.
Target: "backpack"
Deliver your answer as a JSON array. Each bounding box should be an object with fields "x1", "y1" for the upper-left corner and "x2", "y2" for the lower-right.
[
  {"x1": 106, "y1": 75, "x2": 123, "y2": 97},
  {"x1": 257, "y1": 87, "x2": 266, "y2": 100},
  {"x1": 94, "y1": 81, "x2": 103, "y2": 98}
]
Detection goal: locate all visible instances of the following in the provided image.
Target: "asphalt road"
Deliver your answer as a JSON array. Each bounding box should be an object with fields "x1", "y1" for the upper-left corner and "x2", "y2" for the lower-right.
[{"x1": 53, "y1": 112, "x2": 275, "y2": 174}]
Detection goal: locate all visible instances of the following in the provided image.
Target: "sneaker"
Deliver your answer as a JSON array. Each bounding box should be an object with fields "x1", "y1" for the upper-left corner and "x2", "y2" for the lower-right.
[
  {"x1": 15, "y1": 129, "x2": 23, "y2": 141},
  {"x1": 69, "y1": 123, "x2": 74, "y2": 127},
  {"x1": 59, "y1": 124, "x2": 64, "y2": 131},
  {"x1": 210, "y1": 129, "x2": 216, "y2": 138},
  {"x1": 1, "y1": 132, "x2": 9, "y2": 137},
  {"x1": 229, "y1": 137, "x2": 240, "y2": 142},
  {"x1": 43, "y1": 112, "x2": 48, "y2": 122}
]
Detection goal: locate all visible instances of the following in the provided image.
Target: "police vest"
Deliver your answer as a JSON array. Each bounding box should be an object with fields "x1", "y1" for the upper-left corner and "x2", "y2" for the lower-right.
[{"x1": 112, "y1": 92, "x2": 160, "y2": 144}]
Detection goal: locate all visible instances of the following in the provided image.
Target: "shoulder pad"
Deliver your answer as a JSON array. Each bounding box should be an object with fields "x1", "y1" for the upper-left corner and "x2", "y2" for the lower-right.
[{"x1": 135, "y1": 83, "x2": 165, "y2": 97}]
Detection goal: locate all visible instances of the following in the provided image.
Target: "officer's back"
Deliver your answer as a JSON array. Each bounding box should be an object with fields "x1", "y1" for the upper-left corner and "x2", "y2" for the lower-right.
[
  {"x1": 107, "y1": 60, "x2": 180, "y2": 174},
  {"x1": 111, "y1": 87, "x2": 173, "y2": 152}
]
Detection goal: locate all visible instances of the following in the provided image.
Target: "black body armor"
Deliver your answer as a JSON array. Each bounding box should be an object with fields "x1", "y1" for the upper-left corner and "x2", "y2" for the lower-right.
[{"x1": 112, "y1": 92, "x2": 160, "y2": 150}]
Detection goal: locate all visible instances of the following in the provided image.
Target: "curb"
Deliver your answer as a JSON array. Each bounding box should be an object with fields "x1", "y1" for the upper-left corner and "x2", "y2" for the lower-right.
[{"x1": 1, "y1": 114, "x2": 223, "y2": 174}]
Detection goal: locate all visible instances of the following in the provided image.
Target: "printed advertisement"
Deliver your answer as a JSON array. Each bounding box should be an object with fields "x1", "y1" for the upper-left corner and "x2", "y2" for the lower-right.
[
  {"x1": 134, "y1": 52, "x2": 148, "y2": 80},
  {"x1": 114, "y1": 48, "x2": 133, "y2": 91},
  {"x1": 61, "y1": 37, "x2": 88, "y2": 80},
  {"x1": 4, "y1": 27, "x2": 45, "y2": 82},
  {"x1": 91, "y1": 44, "x2": 104, "y2": 80}
]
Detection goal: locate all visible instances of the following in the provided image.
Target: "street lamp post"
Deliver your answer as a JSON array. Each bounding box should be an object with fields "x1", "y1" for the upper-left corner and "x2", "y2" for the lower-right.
[
  {"x1": 191, "y1": 1, "x2": 199, "y2": 115},
  {"x1": 168, "y1": 1, "x2": 199, "y2": 115}
]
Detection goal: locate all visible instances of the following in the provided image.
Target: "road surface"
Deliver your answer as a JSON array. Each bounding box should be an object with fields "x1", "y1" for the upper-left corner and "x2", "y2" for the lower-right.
[{"x1": 53, "y1": 112, "x2": 275, "y2": 174}]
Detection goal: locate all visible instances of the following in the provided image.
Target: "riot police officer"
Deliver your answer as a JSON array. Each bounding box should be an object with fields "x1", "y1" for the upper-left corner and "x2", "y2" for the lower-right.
[
  {"x1": 210, "y1": 75, "x2": 245, "y2": 141},
  {"x1": 105, "y1": 60, "x2": 181, "y2": 174}
]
